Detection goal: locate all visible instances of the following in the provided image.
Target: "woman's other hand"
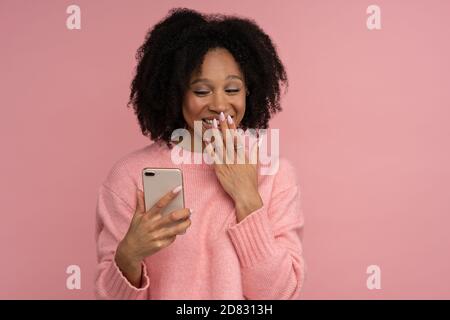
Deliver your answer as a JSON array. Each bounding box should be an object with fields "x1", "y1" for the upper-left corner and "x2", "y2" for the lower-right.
[{"x1": 204, "y1": 112, "x2": 263, "y2": 223}]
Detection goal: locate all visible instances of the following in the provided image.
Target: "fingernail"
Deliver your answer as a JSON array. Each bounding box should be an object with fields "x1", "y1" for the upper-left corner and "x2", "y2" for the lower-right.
[
  {"x1": 172, "y1": 185, "x2": 182, "y2": 194},
  {"x1": 213, "y1": 118, "x2": 218, "y2": 129},
  {"x1": 227, "y1": 115, "x2": 233, "y2": 125},
  {"x1": 189, "y1": 208, "x2": 194, "y2": 215},
  {"x1": 219, "y1": 112, "x2": 225, "y2": 122}
]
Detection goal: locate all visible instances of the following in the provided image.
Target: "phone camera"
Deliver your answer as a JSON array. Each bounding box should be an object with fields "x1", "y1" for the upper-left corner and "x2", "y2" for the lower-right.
[{"x1": 145, "y1": 171, "x2": 155, "y2": 177}]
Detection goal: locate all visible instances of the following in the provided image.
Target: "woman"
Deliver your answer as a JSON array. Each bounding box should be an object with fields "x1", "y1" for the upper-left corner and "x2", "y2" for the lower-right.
[{"x1": 95, "y1": 7, "x2": 306, "y2": 300}]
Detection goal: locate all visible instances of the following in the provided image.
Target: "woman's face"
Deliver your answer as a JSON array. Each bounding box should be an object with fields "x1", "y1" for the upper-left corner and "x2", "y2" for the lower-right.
[{"x1": 182, "y1": 48, "x2": 247, "y2": 138}]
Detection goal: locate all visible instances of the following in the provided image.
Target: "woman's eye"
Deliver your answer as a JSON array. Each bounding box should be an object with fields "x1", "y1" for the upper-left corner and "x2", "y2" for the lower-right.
[
  {"x1": 193, "y1": 89, "x2": 240, "y2": 95},
  {"x1": 194, "y1": 91, "x2": 210, "y2": 96}
]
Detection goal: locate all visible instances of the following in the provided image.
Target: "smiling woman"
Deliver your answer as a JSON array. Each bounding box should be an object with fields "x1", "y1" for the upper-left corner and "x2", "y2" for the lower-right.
[
  {"x1": 95, "y1": 7, "x2": 306, "y2": 300},
  {"x1": 182, "y1": 48, "x2": 247, "y2": 151},
  {"x1": 127, "y1": 7, "x2": 288, "y2": 149}
]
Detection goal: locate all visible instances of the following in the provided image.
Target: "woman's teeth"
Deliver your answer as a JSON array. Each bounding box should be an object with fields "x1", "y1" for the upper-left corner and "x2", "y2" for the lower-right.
[
  {"x1": 202, "y1": 117, "x2": 234, "y2": 125},
  {"x1": 203, "y1": 119, "x2": 215, "y2": 125}
]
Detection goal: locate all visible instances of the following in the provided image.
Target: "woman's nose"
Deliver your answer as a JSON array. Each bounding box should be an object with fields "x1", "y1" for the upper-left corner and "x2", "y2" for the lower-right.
[{"x1": 209, "y1": 92, "x2": 229, "y2": 114}]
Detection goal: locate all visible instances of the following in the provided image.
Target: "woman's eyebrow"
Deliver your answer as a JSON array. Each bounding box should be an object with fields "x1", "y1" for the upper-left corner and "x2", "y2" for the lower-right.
[{"x1": 190, "y1": 75, "x2": 243, "y2": 85}]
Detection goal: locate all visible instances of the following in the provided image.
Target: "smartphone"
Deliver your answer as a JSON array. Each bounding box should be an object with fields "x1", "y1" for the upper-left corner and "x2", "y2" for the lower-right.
[{"x1": 142, "y1": 168, "x2": 185, "y2": 216}]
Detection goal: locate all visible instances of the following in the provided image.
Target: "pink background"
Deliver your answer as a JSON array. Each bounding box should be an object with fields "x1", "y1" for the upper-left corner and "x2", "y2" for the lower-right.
[{"x1": 1, "y1": 0, "x2": 449, "y2": 299}]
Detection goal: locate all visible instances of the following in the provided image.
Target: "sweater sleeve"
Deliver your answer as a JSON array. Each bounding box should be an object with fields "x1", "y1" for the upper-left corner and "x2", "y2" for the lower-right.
[
  {"x1": 94, "y1": 165, "x2": 150, "y2": 300},
  {"x1": 226, "y1": 158, "x2": 306, "y2": 300}
]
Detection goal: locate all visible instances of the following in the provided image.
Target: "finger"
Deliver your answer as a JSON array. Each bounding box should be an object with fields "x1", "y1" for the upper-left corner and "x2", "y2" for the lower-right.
[
  {"x1": 218, "y1": 112, "x2": 234, "y2": 163},
  {"x1": 224, "y1": 128, "x2": 235, "y2": 164},
  {"x1": 168, "y1": 208, "x2": 192, "y2": 224},
  {"x1": 226, "y1": 114, "x2": 236, "y2": 130},
  {"x1": 219, "y1": 112, "x2": 231, "y2": 163},
  {"x1": 248, "y1": 132, "x2": 261, "y2": 165},
  {"x1": 234, "y1": 128, "x2": 246, "y2": 164},
  {"x1": 211, "y1": 119, "x2": 226, "y2": 164},
  {"x1": 147, "y1": 185, "x2": 183, "y2": 216},
  {"x1": 226, "y1": 114, "x2": 239, "y2": 162},
  {"x1": 205, "y1": 139, "x2": 223, "y2": 165},
  {"x1": 158, "y1": 217, "x2": 192, "y2": 239},
  {"x1": 150, "y1": 236, "x2": 176, "y2": 251},
  {"x1": 135, "y1": 189, "x2": 146, "y2": 215},
  {"x1": 205, "y1": 125, "x2": 223, "y2": 164},
  {"x1": 218, "y1": 112, "x2": 231, "y2": 145},
  {"x1": 218, "y1": 112, "x2": 229, "y2": 138},
  {"x1": 171, "y1": 218, "x2": 192, "y2": 235},
  {"x1": 150, "y1": 208, "x2": 192, "y2": 231}
]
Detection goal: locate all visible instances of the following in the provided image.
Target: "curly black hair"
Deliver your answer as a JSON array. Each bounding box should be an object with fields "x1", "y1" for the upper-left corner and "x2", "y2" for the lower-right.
[{"x1": 128, "y1": 7, "x2": 288, "y2": 148}]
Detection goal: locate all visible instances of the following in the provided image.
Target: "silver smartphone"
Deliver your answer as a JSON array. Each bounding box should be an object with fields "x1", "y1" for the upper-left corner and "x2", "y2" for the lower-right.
[{"x1": 142, "y1": 168, "x2": 185, "y2": 216}]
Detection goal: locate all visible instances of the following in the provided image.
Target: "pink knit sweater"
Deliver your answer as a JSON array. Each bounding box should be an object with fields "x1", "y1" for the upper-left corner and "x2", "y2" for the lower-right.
[{"x1": 95, "y1": 141, "x2": 306, "y2": 299}]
